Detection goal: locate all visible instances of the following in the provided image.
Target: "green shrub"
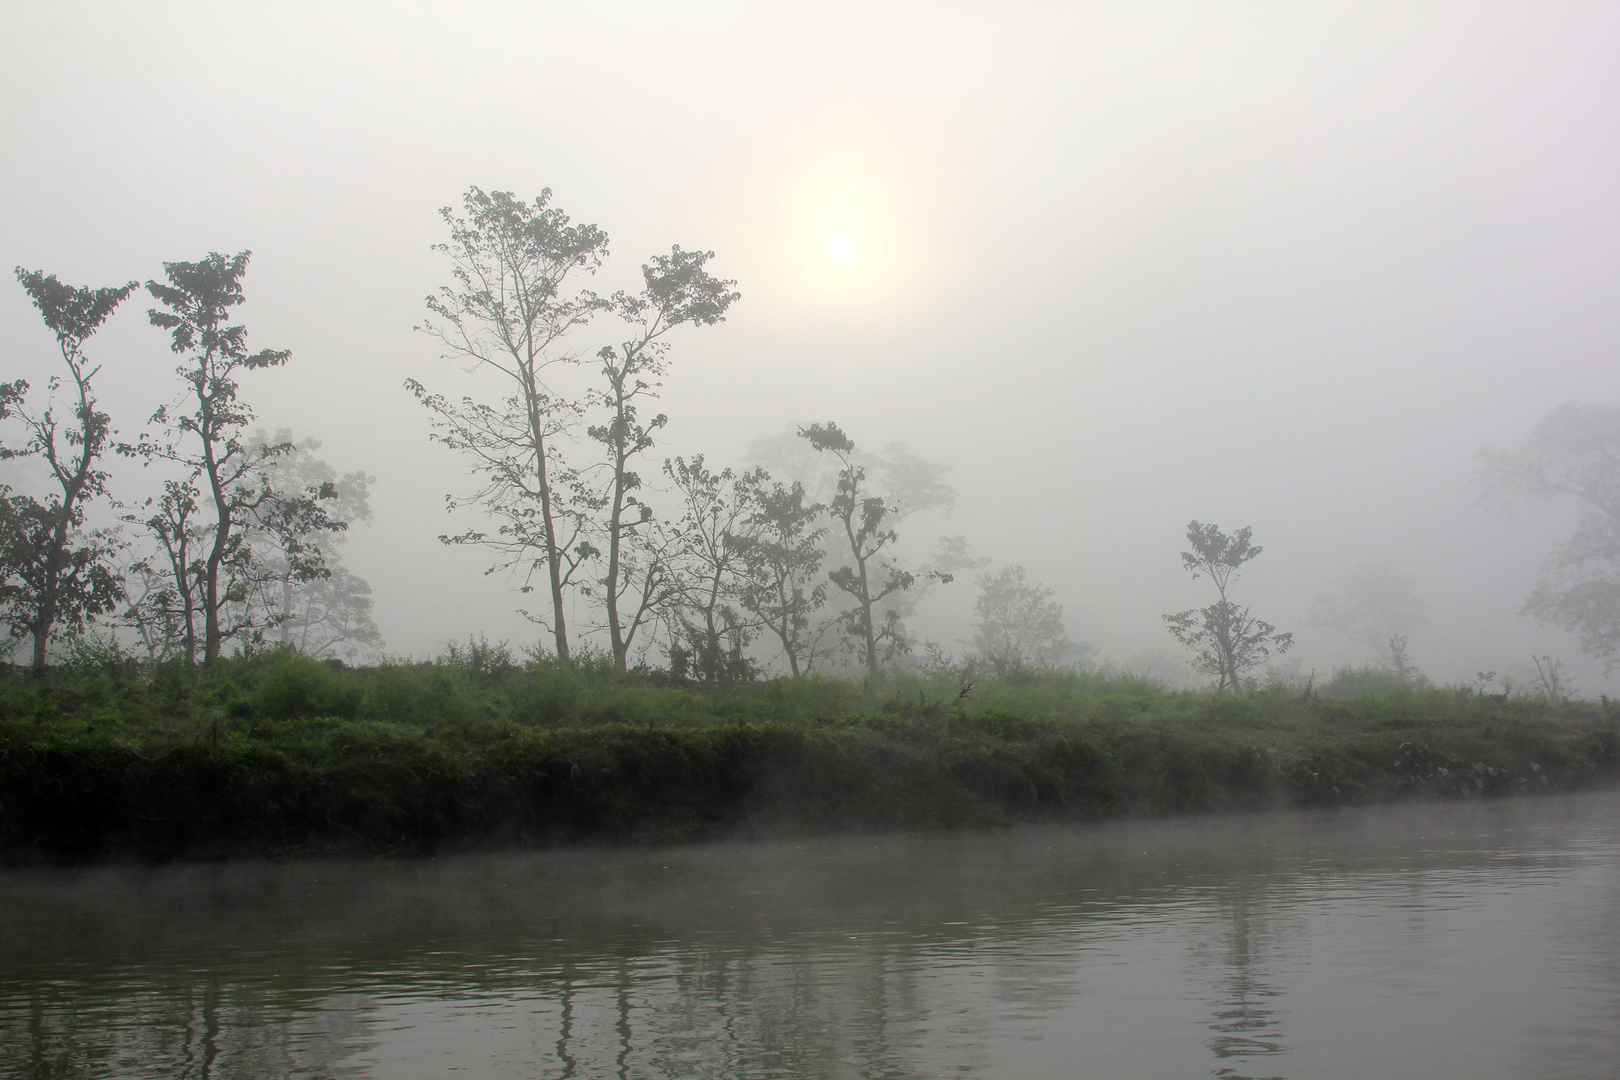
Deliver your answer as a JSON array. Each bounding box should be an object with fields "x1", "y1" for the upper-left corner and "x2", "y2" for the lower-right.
[{"x1": 253, "y1": 651, "x2": 361, "y2": 720}]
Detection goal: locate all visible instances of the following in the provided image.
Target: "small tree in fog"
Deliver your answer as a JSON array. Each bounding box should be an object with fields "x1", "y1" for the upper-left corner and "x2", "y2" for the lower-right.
[
  {"x1": 736, "y1": 480, "x2": 828, "y2": 676},
  {"x1": 1163, "y1": 521, "x2": 1292, "y2": 691},
  {"x1": 409, "y1": 187, "x2": 610, "y2": 662},
  {"x1": 1481, "y1": 403, "x2": 1620, "y2": 671},
  {"x1": 664, "y1": 454, "x2": 765, "y2": 685},
  {"x1": 1310, "y1": 559, "x2": 1429, "y2": 662},
  {"x1": 586, "y1": 246, "x2": 739, "y2": 671},
  {"x1": 241, "y1": 431, "x2": 380, "y2": 661},
  {"x1": 2, "y1": 270, "x2": 136, "y2": 667},
  {"x1": 802, "y1": 421, "x2": 949, "y2": 675},
  {"x1": 971, "y1": 565, "x2": 1086, "y2": 670}
]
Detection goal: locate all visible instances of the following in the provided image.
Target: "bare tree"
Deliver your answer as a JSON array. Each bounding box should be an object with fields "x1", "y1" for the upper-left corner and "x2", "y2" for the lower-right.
[
  {"x1": 2, "y1": 271, "x2": 136, "y2": 667},
  {"x1": 409, "y1": 187, "x2": 610, "y2": 661},
  {"x1": 1164, "y1": 521, "x2": 1292, "y2": 691},
  {"x1": 587, "y1": 246, "x2": 739, "y2": 670}
]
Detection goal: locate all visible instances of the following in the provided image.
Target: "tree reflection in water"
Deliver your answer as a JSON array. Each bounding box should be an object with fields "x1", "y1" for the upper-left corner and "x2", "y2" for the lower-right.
[{"x1": 4, "y1": 793, "x2": 1620, "y2": 1078}]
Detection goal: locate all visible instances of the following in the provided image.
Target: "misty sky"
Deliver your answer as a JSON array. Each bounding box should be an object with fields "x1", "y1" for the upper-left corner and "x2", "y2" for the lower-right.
[{"x1": 4, "y1": 3, "x2": 1619, "y2": 689}]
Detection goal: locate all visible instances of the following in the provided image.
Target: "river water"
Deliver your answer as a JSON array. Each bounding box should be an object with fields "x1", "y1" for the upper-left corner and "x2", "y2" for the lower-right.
[{"x1": 3, "y1": 790, "x2": 1618, "y2": 1079}]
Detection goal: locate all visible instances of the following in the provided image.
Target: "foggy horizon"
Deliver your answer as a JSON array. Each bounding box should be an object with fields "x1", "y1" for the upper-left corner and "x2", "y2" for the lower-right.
[{"x1": 5, "y1": 2, "x2": 1620, "y2": 690}]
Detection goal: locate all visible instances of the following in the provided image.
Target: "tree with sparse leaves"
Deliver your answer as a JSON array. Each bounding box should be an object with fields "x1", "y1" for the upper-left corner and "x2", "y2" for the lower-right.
[
  {"x1": 409, "y1": 187, "x2": 610, "y2": 662},
  {"x1": 663, "y1": 454, "x2": 765, "y2": 685},
  {"x1": 1164, "y1": 521, "x2": 1292, "y2": 691},
  {"x1": 2, "y1": 269, "x2": 137, "y2": 668},
  {"x1": 802, "y1": 421, "x2": 950, "y2": 675},
  {"x1": 132, "y1": 252, "x2": 340, "y2": 664},
  {"x1": 586, "y1": 246, "x2": 739, "y2": 670}
]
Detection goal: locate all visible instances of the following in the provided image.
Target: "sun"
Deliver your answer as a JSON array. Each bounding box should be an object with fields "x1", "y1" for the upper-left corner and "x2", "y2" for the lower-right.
[{"x1": 826, "y1": 232, "x2": 860, "y2": 267}]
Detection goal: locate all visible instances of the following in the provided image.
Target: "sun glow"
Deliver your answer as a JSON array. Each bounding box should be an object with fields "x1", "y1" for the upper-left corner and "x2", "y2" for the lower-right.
[{"x1": 826, "y1": 232, "x2": 861, "y2": 266}]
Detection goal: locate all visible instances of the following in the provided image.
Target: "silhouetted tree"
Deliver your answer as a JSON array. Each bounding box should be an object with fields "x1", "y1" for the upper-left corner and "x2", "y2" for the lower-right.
[
  {"x1": 664, "y1": 454, "x2": 765, "y2": 684},
  {"x1": 1164, "y1": 521, "x2": 1292, "y2": 690},
  {"x1": 2, "y1": 270, "x2": 136, "y2": 667},
  {"x1": 135, "y1": 251, "x2": 338, "y2": 664},
  {"x1": 409, "y1": 187, "x2": 610, "y2": 661},
  {"x1": 736, "y1": 480, "x2": 828, "y2": 676},
  {"x1": 587, "y1": 246, "x2": 738, "y2": 670},
  {"x1": 802, "y1": 421, "x2": 950, "y2": 675},
  {"x1": 1482, "y1": 403, "x2": 1620, "y2": 670},
  {"x1": 122, "y1": 478, "x2": 201, "y2": 661}
]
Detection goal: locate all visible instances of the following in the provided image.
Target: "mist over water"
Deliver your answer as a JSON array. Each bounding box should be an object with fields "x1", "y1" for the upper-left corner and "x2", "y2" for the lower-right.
[
  {"x1": 4, "y1": 4, "x2": 1620, "y2": 687},
  {"x1": 5, "y1": 790, "x2": 1620, "y2": 1078}
]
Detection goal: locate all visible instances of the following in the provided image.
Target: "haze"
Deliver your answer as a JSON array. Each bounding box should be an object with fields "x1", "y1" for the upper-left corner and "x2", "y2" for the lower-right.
[{"x1": 5, "y1": 2, "x2": 1619, "y2": 689}]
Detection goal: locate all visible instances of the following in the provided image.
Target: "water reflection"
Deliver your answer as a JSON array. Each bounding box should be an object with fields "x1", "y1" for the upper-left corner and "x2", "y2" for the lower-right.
[{"x1": 3, "y1": 792, "x2": 1620, "y2": 1078}]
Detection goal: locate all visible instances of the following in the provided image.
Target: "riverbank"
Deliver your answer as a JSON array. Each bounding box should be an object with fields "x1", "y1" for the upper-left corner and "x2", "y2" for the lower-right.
[{"x1": 2, "y1": 651, "x2": 1616, "y2": 861}]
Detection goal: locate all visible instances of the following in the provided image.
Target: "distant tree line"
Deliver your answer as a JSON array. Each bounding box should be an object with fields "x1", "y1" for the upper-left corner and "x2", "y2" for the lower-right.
[{"x1": 8, "y1": 183, "x2": 1610, "y2": 692}]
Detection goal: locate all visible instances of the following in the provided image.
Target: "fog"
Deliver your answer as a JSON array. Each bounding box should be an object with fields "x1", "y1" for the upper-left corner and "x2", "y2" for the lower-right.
[{"x1": 5, "y1": 2, "x2": 1620, "y2": 689}]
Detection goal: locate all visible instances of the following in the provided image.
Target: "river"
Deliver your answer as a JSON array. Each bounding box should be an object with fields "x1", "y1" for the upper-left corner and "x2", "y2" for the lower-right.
[{"x1": 3, "y1": 789, "x2": 1618, "y2": 1078}]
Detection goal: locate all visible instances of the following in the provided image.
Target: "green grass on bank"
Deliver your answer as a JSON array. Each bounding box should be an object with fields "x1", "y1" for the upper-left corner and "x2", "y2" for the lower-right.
[{"x1": 1, "y1": 646, "x2": 1616, "y2": 862}]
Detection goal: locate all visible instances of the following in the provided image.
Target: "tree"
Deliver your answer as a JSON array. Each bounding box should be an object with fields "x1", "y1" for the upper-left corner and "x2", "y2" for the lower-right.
[
  {"x1": 122, "y1": 478, "x2": 201, "y2": 661},
  {"x1": 663, "y1": 454, "x2": 765, "y2": 685},
  {"x1": 802, "y1": 421, "x2": 950, "y2": 675},
  {"x1": 971, "y1": 565, "x2": 1088, "y2": 670},
  {"x1": 587, "y1": 246, "x2": 739, "y2": 670},
  {"x1": 1163, "y1": 521, "x2": 1292, "y2": 690},
  {"x1": 736, "y1": 480, "x2": 828, "y2": 676},
  {"x1": 1309, "y1": 559, "x2": 1429, "y2": 661},
  {"x1": 1481, "y1": 403, "x2": 1620, "y2": 670},
  {"x1": 409, "y1": 187, "x2": 610, "y2": 661},
  {"x1": 2, "y1": 270, "x2": 136, "y2": 668},
  {"x1": 136, "y1": 251, "x2": 338, "y2": 664},
  {"x1": 241, "y1": 431, "x2": 380, "y2": 661}
]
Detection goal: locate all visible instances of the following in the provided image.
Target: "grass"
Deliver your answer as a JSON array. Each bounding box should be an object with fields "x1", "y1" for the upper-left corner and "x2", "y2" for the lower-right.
[{"x1": 1, "y1": 646, "x2": 1615, "y2": 862}]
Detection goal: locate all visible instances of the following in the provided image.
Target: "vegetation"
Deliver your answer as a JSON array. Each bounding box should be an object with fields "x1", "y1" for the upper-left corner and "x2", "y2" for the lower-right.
[
  {"x1": 1482, "y1": 403, "x2": 1620, "y2": 671},
  {"x1": 1163, "y1": 521, "x2": 1293, "y2": 689},
  {"x1": 1, "y1": 648, "x2": 1614, "y2": 863},
  {"x1": 8, "y1": 186, "x2": 1620, "y2": 868},
  {"x1": 2, "y1": 271, "x2": 136, "y2": 670}
]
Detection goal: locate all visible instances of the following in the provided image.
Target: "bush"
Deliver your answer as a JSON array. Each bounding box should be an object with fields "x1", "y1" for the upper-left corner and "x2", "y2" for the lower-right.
[{"x1": 253, "y1": 651, "x2": 361, "y2": 720}]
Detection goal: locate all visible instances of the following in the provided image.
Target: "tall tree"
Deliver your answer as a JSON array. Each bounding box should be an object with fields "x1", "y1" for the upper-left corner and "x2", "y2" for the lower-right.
[
  {"x1": 2, "y1": 270, "x2": 136, "y2": 668},
  {"x1": 736, "y1": 480, "x2": 828, "y2": 676},
  {"x1": 1481, "y1": 403, "x2": 1620, "y2": 670},
  {"x1": 588, "y1": 246, "x2": 739, "y2": 670},
  {"x1": 409, "y1": 187, "x2": 610, "y2": 661},
  {"x1": 1163, "y1": 521, "x2": 1292, "y2": 690},
  {"x1": 137, "y1": 251, "x2": 336, "y2": 664},
  {"x1": 801, "y1": 421, "x2": 949, "y2": 675},
  {"x1": 664, "y1": 454, "x2": 766, "y2": 685}
]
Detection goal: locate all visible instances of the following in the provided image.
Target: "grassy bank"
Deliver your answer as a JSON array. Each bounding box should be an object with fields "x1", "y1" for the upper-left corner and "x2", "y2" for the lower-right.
[{"x1": 1, "y1": 648, "x2": 1616, "y2": 861}]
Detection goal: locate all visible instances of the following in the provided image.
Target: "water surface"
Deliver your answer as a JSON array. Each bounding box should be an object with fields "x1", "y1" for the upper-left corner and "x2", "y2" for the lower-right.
[{"x1": 4, "y1": 791, "x2": 1618, "y2": 1078}]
